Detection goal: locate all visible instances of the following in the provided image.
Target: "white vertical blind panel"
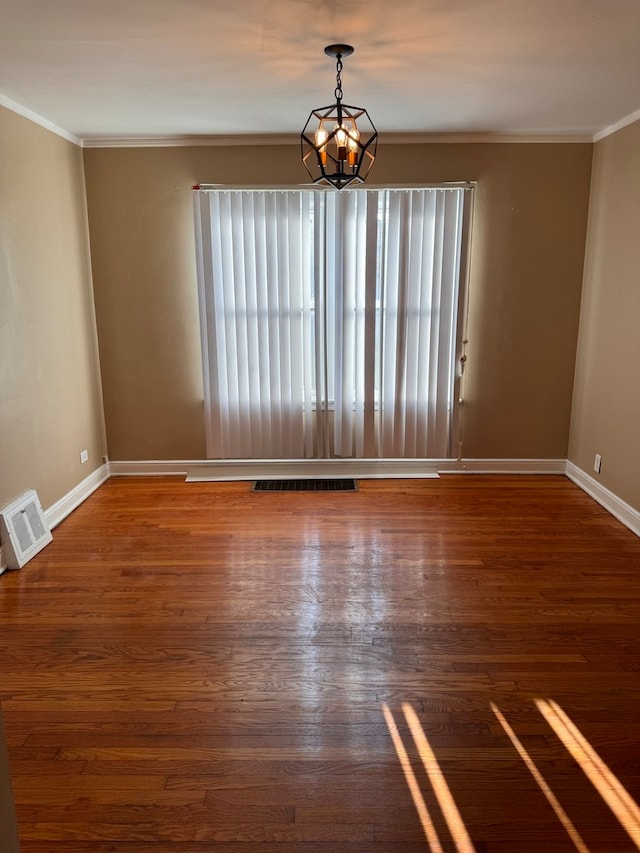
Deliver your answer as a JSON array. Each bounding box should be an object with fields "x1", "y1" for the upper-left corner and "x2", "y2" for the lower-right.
[
  {"x1": 253, "y1": 192, "x2": 272, "y2": 453},
  {"x1": 415, "y1": 190, "x2": 437, "y2": 458},
  {"x1": 314, "y1": 192, "x2": 328, "y2": 458},
  {"x1": 327, "y1": 193, "x2": 343, "y2": 455},
  {"x1": 403, "y1": 191, "x2": 421, "y2": 457},
  {"x1": 336, "y1": 191, "x2": 358, "y2": 457},
  {"x1": 353, "y1": 193, "x2": 369, "y2": 458},
  {"x1": 426, "y1": 191, "x2": 445, "y2": 457},
  {"x1": 362, "y1": 191, "x2": 379, "y2": 459},
  {"x1": 435, "y1": 191, "x2": 464, "y2": 456},
  {"x1": 301, "y1": 192, "x2": 315, "y2": 458},
  {"x1": 240, "y1": 194, "x2": 259, "y2": 456},
  {"x1": 264, "y1": 193, "x2": 282, "y2": 455},
  {"x1": 211, "y1": 192, "x2": 234, "y2": 457},
  {"x1": 286, "y1": 192, "x2": 304, "y2": 458},
  {"x1": 380, "y1": 190, "x2": 402, "y2": 457},
  {"x1": 193, "y1": 193, "x2": 217, "y2": 457},
  {"x1": 275, "y1": 194, "x2": 291, "y2": 455},
  {"x1": 229, "y1": 193, "x2": 250, "y2": 456}
]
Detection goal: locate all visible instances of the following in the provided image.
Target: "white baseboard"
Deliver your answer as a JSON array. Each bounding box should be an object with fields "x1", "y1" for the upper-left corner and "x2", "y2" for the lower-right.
[
  {"x1": 109, "y1": 460, "x2": 190, "y2": 476},
  {"x1": 437, "y1": 458, "x2": 567, "y2": 474},
  {"x1": 565, "y1": 461, "x2": 640, "y2": 538},
  {"x1": 110, "y1": 458, "x2": 442, "y2": 480},
  {"x1": 109, "y1": 457, "x2": 567, "y2": 480},
  {"x1": 44, "y1": 463, "x2": 111, "y2": 529},
  {"x1": 186, "y1": 458, "x2": 441, "y2": 481}
]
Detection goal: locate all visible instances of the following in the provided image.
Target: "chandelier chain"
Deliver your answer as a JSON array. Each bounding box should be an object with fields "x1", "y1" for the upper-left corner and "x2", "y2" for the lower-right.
[{"x1": 334, "y1": 57, "x2": 344, "y2": 103}]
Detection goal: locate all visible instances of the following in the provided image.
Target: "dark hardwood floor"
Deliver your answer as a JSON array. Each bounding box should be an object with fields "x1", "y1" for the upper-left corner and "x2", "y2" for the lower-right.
[{"x1": 1, "y1": 474, "x2": 640, "y2": 852}]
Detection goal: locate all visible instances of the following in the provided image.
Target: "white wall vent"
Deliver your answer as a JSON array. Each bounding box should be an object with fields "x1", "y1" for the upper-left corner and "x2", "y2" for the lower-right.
[{"x1": 0, "y1": 490, "x2": 53, "y2": 570}]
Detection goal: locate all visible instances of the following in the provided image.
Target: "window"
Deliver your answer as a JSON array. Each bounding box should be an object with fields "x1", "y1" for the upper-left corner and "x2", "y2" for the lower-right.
[{"x1": 194, "y1": 186, "x2": 471, "y2": 460}]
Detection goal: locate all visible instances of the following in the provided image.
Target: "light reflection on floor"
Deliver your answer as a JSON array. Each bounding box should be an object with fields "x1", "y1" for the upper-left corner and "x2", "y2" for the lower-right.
[
  {"x1": 383, "y1": 699, "x2": 640, "y2": 852},
  {"x1": 382, "y1": 702, "x2": 445, "y2": 853},
  {"x1": 490, "y1": 702, "x2": 590, "y2": 853},
  {"x1": 535, "y1": 699, "x2": 640, "y2": 850}
]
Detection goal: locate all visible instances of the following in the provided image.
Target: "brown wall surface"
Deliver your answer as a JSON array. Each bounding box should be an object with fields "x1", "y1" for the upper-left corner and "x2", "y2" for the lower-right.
[
  {"x1": 83, "y1": 140, "x2": 593, "y2": 461},
  {"x1": 0, "y1": 106, "x2": 106, "y2": 511},
  {"x1": 569, "y1": 121, "x2": 640, "y2": 512}
]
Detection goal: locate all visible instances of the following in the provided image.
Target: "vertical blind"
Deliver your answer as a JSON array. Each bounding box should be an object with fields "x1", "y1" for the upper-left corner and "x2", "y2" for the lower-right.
[{"x1": 194, "y1": 186, "x2": 469, "y2": 460}]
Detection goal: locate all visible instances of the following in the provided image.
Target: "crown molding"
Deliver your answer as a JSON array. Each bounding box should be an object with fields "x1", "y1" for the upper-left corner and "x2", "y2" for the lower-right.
[
  {"x1": 593, "y1": 107, "x2": 640, "y2": 142},
  {"x1": 0, "y1": 91, "x2": 82, "y2": 146},
  {"x1": 382, "y1": 132, "x2": 593, "y2": 145},
  {"x1": 82, "y1": 134, "x2": 300, "y2": 148},
  {"x1": 81, "y1": 130, "x2": 594, "y2": 149}
]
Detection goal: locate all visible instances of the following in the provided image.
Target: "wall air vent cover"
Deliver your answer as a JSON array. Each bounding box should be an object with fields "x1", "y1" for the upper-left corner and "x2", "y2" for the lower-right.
[{"x1": 0, "y1": 490, "x2": 52, "y2": 570}]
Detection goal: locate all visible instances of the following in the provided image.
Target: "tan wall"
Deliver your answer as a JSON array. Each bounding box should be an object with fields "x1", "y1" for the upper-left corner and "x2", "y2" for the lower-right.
[
  {"x1": 0, "y1": 106, "x2": 105, "y2": 511},
  {"x1": 569, "y1": 121, "x2": 640, "y2": 512},
  {"x1": 83, "y1": 141, "x2": 593, "y2": 461}
]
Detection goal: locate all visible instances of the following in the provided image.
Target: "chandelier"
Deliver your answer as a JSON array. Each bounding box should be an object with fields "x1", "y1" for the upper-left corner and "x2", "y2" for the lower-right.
[{"x1": 301, "y1": 44, "x2": 378, "y2": 190}]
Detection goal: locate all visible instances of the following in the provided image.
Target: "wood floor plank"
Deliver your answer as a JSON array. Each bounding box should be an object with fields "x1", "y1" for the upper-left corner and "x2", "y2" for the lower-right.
[{"x1": 1, "y1": 474, "x2": 640, "y2": 852}]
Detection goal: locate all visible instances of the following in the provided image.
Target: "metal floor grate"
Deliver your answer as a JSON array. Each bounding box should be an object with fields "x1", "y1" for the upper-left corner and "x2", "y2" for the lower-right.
[{"x1": 252, "y1": 479, "x2": 358, "y2": 492}]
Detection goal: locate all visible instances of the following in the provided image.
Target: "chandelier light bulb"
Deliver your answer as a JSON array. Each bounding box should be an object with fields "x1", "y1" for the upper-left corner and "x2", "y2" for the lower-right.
[
  {"x1": 335, "y1": 125, "x2": 348, "y2": 161},
  {"x1": 315, "y1": 126, "x2": 329, "y2": 165}
]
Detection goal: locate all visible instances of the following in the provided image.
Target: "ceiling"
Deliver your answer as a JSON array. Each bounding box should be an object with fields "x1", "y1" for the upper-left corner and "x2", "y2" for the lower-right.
[{"x1": 1, "y1": 0, "x2": 639, "y2": 145}]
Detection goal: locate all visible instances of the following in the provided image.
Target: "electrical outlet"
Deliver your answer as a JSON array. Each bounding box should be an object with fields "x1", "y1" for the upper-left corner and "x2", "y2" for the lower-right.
[
  {"x1": 80, "y1": 450, "x2": 89, "y2": 464},
  {"x1": 594, "y1": 453, "x2": 602, "y2": 474}
]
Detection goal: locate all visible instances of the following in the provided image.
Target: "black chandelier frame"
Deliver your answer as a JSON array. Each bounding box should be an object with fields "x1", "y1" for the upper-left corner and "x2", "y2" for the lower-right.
[{"x1": 301, "y1": 44, "x2": 378, "y2": 190}]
